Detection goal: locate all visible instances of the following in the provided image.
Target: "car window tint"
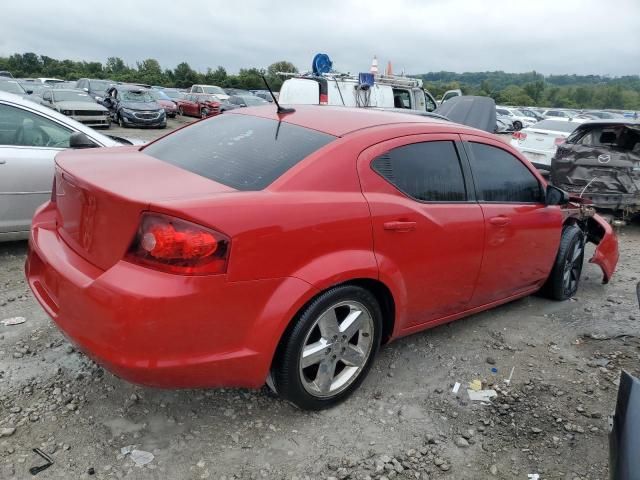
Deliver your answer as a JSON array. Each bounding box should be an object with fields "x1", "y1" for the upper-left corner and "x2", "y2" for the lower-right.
[
  {"x1": 144, "y1": 114, "x2": 335, "y2": 190},
  {"x1": 467, "y1": 142, "x2": 542, "y2": 203},
  {"x1": 0, "y1": 103, "x2": 72, "y2": 148},
  {"x1": 371, "y1": 141, "x2": 467, "y2": 202}
]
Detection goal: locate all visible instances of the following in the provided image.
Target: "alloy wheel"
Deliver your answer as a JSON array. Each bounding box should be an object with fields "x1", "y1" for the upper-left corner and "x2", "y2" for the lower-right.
[
  {"x1": 299, "y1": 300, "x2": 374, "y2": 398},
  {"x1": 563, "y1": 241, "x2": 583, "y2": 296}
]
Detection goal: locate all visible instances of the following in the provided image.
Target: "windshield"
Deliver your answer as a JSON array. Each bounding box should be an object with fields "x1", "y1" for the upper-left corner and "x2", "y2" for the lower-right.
[
  {"x1": 53, "y1": 90, "x2": 95, "y2": 102},
  {"x1": 90, "y1": 80, "x2": 112, "y2": 93},
  {"x1": 202, "y1": 86, "x2": 225, "y2": 95},
  {"x1": 20, "y1": 83, "x2": 44, "y2": 94},
  {"x1": 120, "y1": 90, "x2": 153, "y2": 102},
  {"x1": 243, "y1": 96, "x2": 269, "y2": 106},
  {"x1": 0, "y1": 80, "x2": 26, "y2": 94},
  {"x1": 530, "y1": 120, "x2": 581, "y2": 132},
  {"x1": 163, "y1": 89, "x2": 184, "y2": 100},
  {"x1": 144, "y1": 114, "x2": 335, "y2": 191},
  {"x1": 149, "y1": 89, "x2": 171, "y2": 101}
]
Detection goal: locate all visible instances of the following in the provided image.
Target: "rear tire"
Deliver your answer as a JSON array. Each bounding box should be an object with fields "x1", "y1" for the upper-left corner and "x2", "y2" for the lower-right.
[
  {"x1": 178, "y1": 106, "x2": 184, "y2": 116},
  {"x1": 513, "y1": 120, "x2": 522, "y2": 131},
  {"x1": 272, "y1": 285, "x2": 382, "y2": 410},
  {"x1": 541, "y1": 225, "x2": 585, "y2": 300}
]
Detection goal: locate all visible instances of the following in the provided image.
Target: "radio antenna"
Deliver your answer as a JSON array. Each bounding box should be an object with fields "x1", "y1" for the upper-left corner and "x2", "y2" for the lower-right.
[{"x1": 260, "y1": 75, "x2": 295, "y2": 115}]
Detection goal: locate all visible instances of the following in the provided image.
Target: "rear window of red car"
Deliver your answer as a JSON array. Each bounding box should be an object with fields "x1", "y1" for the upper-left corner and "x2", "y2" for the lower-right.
[{"x1": 143, "y1": 114, "x2": 335, "y2": 190}]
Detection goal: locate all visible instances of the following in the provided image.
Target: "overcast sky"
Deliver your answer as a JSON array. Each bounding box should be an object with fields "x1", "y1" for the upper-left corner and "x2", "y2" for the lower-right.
[{"x1": 2, "y1": 0, "x2": 639, "y2": 76}]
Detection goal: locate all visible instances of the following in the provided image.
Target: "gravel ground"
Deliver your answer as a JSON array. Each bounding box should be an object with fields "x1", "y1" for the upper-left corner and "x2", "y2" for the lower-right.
[{"x1": 0, "y1": 123, "x2": 639, "y2": 479}]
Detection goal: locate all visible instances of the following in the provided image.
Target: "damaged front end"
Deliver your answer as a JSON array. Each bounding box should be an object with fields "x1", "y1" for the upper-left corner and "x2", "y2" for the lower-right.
[
  {"x1": 550, "y1": 122, "x2": 640, "y2": 219},
  {"x1": 564, "y1": 199, "x2": 619, "y2": 283}
]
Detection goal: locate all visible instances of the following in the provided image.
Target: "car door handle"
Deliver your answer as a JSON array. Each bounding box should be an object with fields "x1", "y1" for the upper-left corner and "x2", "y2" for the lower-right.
[
  {"x1": 489, "y1": 216, "x2": 510, "y2": 226},
  {"x1": 383, "y1": 221, "x2": 417, "y2": 232}
]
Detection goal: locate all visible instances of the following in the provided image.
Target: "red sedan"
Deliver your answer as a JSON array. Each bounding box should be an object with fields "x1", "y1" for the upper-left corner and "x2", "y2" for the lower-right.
[
  {"x1": 176, "y1": 93, "x2": 221, "y2": 118},
  {"x1": 26, "y1": 106, "x2": 618, "y2": 410}
]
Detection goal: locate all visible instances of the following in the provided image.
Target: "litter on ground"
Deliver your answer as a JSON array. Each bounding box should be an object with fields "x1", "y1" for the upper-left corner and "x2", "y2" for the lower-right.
[{"x1": 2, "y1": 316, "x2": 26, "y2": 326}]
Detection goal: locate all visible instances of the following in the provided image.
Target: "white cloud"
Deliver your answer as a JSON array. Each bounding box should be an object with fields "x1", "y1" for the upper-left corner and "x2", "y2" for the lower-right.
[{"x1": 1, "y1": 0, "x2": 638, "y2": 75}]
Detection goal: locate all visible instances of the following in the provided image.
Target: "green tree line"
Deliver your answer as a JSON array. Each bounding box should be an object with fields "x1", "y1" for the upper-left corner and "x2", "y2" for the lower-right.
[
  {"x1": 2, "y1": 53, "x2": 638, "y2": 109},
  {"x1": 0, "y1": 53, "x2": 298, "y2": 91},
  {"x1": 419, "y1": 71, "x2": 640, "y2": 110}
]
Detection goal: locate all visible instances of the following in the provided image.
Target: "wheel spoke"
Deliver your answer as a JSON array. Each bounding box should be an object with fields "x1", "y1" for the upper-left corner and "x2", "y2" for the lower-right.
[
  {"x1": 317, "y1": 309, "x2": 340, "y2": 339},
  {"x1": 341, "y1": 344, "x2": 366, "y2": 367},
  {"x1": 301, "y1": 340, "x2": 327, "y2": 368},
  {"x1": 315, "y1": 359, "x2": 336, "y2": 394},
  {"x1": 339, "y1": 309, "x2": 364, "y2": 340},
  {"x1": 571, "y1": 244, "x2": 582, "y2": 263}
]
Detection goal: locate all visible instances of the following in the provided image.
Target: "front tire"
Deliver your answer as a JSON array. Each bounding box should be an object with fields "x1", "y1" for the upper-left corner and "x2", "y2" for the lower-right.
[
  {"x1": 513, "y1": 120, "x2": 522, "y2": 131},
  {"x1": 542, "y1": 225, "x2": 585, "y2": 300},
  {"x1": 118, "y1": 114, "x2": 126, "y2": 128},
  {"x1": 200, "y1": 107, "x2": 209, "y2": 119},
  {"x1": 272, "y1": 285, "x2": 382, "y2": 410}
]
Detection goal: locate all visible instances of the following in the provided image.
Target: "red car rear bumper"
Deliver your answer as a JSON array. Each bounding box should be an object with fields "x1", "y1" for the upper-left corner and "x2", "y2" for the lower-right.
[{"x1": 26, "y1": 204, "x2": 315, "y2": 389}]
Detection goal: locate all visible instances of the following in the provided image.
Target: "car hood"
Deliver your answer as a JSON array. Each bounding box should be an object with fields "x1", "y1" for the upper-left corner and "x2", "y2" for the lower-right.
[
  {"x1": 436, "y1": 96, "x2": 497, "y2": 133},
  {"x1": 120, "y1": 100, "x2": 162, "y2": 111},
  {"x1": 55, "y1": 101, "x2": 108, "y2": 111}
]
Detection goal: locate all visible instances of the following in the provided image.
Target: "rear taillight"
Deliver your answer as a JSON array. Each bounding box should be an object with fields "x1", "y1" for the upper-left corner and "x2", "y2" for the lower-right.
[
  {"x1": 319, "y1": 93, "x2": 328, "y2": 105},
  {"x1": 554, "y1": 137, "x2": 565, "y2": 145},
  {"x1": 126, "y1": 213, "x2": 229, "y2": 275},
  {"x1": 512, "y1": 131, "x2": 527, "y2": 140}
]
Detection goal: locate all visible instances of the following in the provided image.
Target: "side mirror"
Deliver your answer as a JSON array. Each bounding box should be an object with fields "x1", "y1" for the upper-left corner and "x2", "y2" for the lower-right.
[
  {"x1": 545, "y1": 185, "x2": 570, "y2": 206},
  {"x1": 83, "y1": 87, "x2": 89, "y2": 92},
  {"x1": 26, "y1": 89, "x2": 33, "y2": 95},
  {"x1": 69, "y1": 132, "x2": 97, "y2": 149}
]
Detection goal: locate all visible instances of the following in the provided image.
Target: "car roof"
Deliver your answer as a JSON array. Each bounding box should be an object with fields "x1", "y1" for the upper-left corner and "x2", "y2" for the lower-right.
[
  {"x1": 228, "y1": 104, "x2": 460, "y2": 137},
  {"x1": 577, "y1": 119, "x2": 640, "y2": 128}
]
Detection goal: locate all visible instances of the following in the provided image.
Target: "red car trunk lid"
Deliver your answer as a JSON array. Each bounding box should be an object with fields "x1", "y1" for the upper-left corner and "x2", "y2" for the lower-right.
[{"x1": 54, "y1": 147, "x2": 235, "y2": 270}]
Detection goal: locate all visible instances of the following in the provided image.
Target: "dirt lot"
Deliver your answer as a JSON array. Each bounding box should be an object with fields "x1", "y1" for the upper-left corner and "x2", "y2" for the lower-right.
[{"x1": 1, "y1": 123, "x2": 639, "y2": 480}]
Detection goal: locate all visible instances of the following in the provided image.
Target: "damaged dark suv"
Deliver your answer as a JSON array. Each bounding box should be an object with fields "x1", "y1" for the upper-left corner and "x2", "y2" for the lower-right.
[{"x1": 550, "y1": 120, "x2": 640, "y2": 218}]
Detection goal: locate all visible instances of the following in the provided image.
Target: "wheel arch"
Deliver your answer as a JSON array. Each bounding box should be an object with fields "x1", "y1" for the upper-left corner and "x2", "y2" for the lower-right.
[{"x1": 269, "y1": 277, "x2": 397, "y2": 373}]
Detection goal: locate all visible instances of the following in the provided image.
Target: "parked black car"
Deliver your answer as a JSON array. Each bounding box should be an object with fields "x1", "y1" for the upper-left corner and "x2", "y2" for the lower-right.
[
  {"x1": 550, "y1": 120, "x2": 640, "y2": 218},
  {"x1": 76, "y1": 78, "x2": 115, "y2": 102},
  {"x1": 101, "y1": 85, "x2": 166, "y2": 128}
]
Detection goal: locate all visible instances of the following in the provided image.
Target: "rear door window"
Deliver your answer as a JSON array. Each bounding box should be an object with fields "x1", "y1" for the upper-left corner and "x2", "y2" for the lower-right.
[
  {"x1": 467, "y1": 142, "x2": 542, "y2": 203},
  {"x1": 371, "y1": 141, "x2": 467, "y2": 201},
  {"x1": 144, "y1": 114, "x2": 335, "y2": 190}
]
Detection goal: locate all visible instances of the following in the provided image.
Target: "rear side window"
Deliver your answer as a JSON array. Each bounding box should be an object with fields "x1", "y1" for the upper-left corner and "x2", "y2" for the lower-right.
[
  {"x1": 144, "y1": 114, "x2": 335, "y2": 190},
  {"x1": 372, "y1": 141, "x2": 467, "y2": 201},
  {"x1": 467, "y1": 142, "x2": 542, "y2": 203}
]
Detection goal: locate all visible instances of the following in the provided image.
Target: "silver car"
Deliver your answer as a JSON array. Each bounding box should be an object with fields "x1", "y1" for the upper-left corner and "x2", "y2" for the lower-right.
[
  {"x1": 41, "y1": 88, "x2": 111, "y2": 128},
  {"x1": 0, "y1": 91, "x2": 123, "y2": 241}
]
